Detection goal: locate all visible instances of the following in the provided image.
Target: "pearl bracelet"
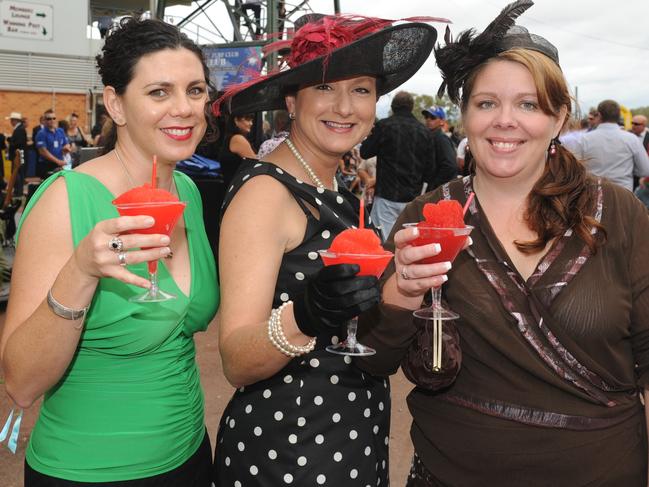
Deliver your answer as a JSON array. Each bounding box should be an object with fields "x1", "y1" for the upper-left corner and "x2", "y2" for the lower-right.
[{"x1": 267, "y1": 301, "x2": 316, "y2": 357}]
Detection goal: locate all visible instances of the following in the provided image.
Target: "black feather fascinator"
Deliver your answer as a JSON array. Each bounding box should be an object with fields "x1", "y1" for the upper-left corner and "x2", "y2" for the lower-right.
[{"x1": 435, "y1": 0, "x2": 559, "y2": 104}]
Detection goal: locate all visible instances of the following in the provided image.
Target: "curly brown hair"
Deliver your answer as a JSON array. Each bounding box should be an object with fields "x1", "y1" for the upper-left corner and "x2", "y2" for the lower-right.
[{"x1": 461, "y1": 48, "x2": 605, "y2": 254}]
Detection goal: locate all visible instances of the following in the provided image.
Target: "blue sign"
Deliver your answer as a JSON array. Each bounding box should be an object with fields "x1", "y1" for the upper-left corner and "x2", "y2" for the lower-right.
[{"x1": 203, "y1": 46, "x2": 263, "y2": 91}]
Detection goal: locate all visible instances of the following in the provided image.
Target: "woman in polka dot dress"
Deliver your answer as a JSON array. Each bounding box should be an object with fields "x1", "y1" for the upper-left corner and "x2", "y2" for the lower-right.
[{"x1": 211, "y1": 13, "x2": 438, "y2": 487}]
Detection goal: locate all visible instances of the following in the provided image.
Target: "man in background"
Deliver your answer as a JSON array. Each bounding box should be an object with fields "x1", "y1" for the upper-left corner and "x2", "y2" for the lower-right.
[
  {"x1": 575, "y1": 100, "x2": 649, "y2": 191},
  {"x1": 360, "y1": 91, "x2": 437, "y2": 240},
  {"x1": 630, "y1": 115, "x2": 649, "y2": 153},
  {"x1": 34, "y1": 109, "x2": 70, "y2": 178},
  {"x1": 421, "y1": 106, "x2": 459, "y2": 188}
]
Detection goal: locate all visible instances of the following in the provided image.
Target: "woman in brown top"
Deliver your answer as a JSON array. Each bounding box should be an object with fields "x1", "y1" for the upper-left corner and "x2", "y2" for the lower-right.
[{"x1": 358, "y1": 1, "x2": 649, "y2": 485}]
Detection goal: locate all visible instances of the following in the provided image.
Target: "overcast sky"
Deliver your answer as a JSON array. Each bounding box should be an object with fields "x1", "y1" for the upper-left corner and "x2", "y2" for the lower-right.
[{"x1": 169, "y1": 0, "x2": 649, "y2": 117}]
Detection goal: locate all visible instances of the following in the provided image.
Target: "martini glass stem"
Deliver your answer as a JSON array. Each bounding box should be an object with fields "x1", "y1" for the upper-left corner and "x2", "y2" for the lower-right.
[
  {"x1": 344, "y1": 317, "x2": 359, "y2": 349},
  {"x1": 431, "y1": 285, "x2": 442, "y2": 310},
  {"x1": 149, "y1": 269, "x2": 159, "y2": 296}
]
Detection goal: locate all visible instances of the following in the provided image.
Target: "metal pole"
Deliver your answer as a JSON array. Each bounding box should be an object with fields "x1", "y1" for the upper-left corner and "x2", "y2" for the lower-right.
[
  {"x1": 334, "y1": 0, "x2": 340, "y2": 14},
  {"x1": 267, "y1": 0, "x2": 278, "y2": 70},
  {"x1": 149, "y1": 0, "x2": 157, "y2": 19}
]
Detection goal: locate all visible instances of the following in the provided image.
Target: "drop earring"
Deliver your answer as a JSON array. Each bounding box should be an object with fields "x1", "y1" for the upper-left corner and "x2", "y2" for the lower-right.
[{"x1": 549, "y1": 139, "x2": 557, "y2": 156}]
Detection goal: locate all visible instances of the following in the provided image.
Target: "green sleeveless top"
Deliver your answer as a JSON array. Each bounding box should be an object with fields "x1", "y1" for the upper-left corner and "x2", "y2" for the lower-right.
[{"x1": 19, "y1": 171, "x2": 219, "y2": 482}]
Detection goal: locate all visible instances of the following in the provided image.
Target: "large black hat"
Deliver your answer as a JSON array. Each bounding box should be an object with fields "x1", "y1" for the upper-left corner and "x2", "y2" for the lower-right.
[
  {"x1": 212, "y1": 15, "x2": 442, "y2": 116},
  {"x1": 435, "y1": 0, "x2": 559, "y2": 104}
]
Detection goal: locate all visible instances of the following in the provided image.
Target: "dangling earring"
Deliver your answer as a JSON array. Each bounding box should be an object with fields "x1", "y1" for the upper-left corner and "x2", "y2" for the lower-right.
[
  {"x1": 549, "y1": 138, "x2": 557, "y2": 156},
  {"x1": 289, "y1": 113, "x2": 296, "y2": 120},
  {"x1": 465, "y1": 143, "x2": 470, "y2": 154}
]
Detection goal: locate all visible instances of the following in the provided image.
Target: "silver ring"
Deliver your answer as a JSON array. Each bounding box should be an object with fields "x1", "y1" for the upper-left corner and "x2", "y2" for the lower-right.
[
  {"x1": 108, "y1": 237, "x2": 124, "y2": 252},
  {"x1": 118, "y1": 251, "x2": 127, "y2": 266},
  {"x1": 401, "y1": 266, "x2": 410, "y2": 280}
]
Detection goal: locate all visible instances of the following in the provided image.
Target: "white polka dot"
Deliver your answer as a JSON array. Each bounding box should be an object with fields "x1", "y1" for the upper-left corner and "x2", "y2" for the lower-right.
[
  {"x1": 276, "y1": 167, "x2": 284, "y2": 174},
  {"x1": 245, "y1": 404, "x2": 253, "y2": 414},
  {"x1": 315, "y1": 198, "x2": 323, "y2": 206},
  {"x1": 284, "y1": 375, "x2": 293, "y2": 384},
  {"x1": 382, "y1": 460, "x2": 386, "y2": 469},
  {"x1": 368, "y1": 216, "x2": 372, "y2": 224},
  {"x1": 349, "y1": 429, "x2": 358, "y2": 440},
  {"x1": 280, "y1": 292, "x2": 290, "y2": 302},
  {"x1": 228, "y1": 185, "x2": 234, "y2": 192},
  {"x1": 254, "y1": 426, "x2": 262, "y2": 436},
  {"x1": 336, "y1": 195, "x2": 344, "y2": 204},
  {"x1": 317, "y1": 474, "x2": 327, "y2": 484},
  {"x1": 242, "y1": 174, "x2": 250, "y2": 181},
  {"x1": 263, "y1": 389, "x2": 271, "y2": 399},
  {"x1": 308, "y1": 251, "x2": 319, "y2": 260},
  {"x1": 254, "y1": 163, "x2": 262, "y2": 168},
  {"x1": 297, "y1": 417, "x2": 306, "y2": 427},
  {"x1": 238, "y1": 386, "x2": 245, "y2": 393},
  {"x1": 296, "y1": 396, "x2": 301, "y2": 406},
  {"x1": 317, "y1": 187, "x2": 325, "y2": 194},
  {"x1": 364, "y1": 446, "x2": 371, "y2": 456},
  {"x1": 364, "y1": 408, "x2": 371, "y2": 418},
  {"x1": 330, "y1": 374, "x2": 339, "y2": 385},
  {"x1": 344, "y1": 355, "x2": 352, "y2": 364},
  {"x1": 384, "y1": 436, "x2": 389, "y2": 445},
  {"x1": 332, "y1": 212, "x2": 339, "y2": 219},
  {"x1": 229, "y1": 419, "x2": 235, "y2": 428},
  {"x1": 268, "y1": 449, "x2": 277, "y2": 460},
  {"x1": 296, "y1": 179, "x2": 304, "y2": 184},
  {"x1": 384, "y1": 379, "x2": 388, "y2": 388},
  {"x1": 333, "y1": 451, "x2": 343, "y2": 462},
  {"x1": 299, "y1": 380, "x2": 304, "y2": 388},
  {"x1": 332, "y1": 412, "x2": 341, "y2": 423},
  {"x1": 225, "y1": 456, "x2": 231, "y2": 466},
  {"x1": 310, "y1": 358, "x2": 320, "y2": 368},
  {"x1": 350, "y1": 469, "x2": 358, "y2": 479},
  {"x1": 348, "y1": 392, "x2": 356, "y2": 401},
  {"x1": 284, "y1": 473, "x2": 294, "y2": 484},
  {"x1": 295, "y1": 272, "x2": 305, "y2": 280},
  {"x1": 288, "y1": 434, "x2": 297, "y2": 444},
  {"x1": 378, "y1": 401, "x2": 384, "y2": 411},
  {"x1": 331, "y1": 335, "x2": 339, "y2": 345},
  {"x1": 373, "y1": 425, "x2": 379, "y2": 434},
  {"x1": 238, "y1": 441, "x2": 245, "y2": 451},
  {"x1": 314, "y1": 395, "x2": 324, "y2": 405},
  {"x1": 235, "y1": 481, "x2": 242, "y2": 487},
  {"x1": 315, "y1": 434, "x2": 324, "y2": 444},
  {"x1": 367, "y1": 391, "x2": 372, "y2": 399},
  {"x1": 250, "y1": 465, "x2": 259, "y2": 475},
  {"x1": 321, "y1": 230, "x2": 331, "y2": 239},
  {"x1": 274, "y1": 411, "x2": 284, "y2": 421},
  {"x1": 297, "y1": 456, "x2": 307, "y2": 466}
]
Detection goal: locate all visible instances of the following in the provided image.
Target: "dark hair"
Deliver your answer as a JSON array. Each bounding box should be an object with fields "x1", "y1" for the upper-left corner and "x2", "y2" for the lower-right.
[
  {"x1": 597, "y1": 99, "x2": 620, "y2": 123},
  {"x1": 70, "y1": 113, "x2": 79, "y2": 118},
  {"x1": 44, "y1": 108, "x2": 54, "y2": 116},
  {"x1": 391, "y1": 91, "x2": 413, "y2": 112},
  {"x1": 462, "y1": 49, "x2": 605, "y2": 255},
  {"x1": 96, "y1": 16, "x2": 216, "y2": 153}
]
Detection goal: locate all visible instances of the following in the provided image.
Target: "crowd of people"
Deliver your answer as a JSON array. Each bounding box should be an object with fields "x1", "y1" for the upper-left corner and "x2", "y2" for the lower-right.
[{"x1": 1, "y1": 1, "x2": 648, "y2": 486}]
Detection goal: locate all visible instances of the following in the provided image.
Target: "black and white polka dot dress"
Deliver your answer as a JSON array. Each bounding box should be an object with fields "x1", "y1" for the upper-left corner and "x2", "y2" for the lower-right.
[{"x1": 213, "y1": 160, "x2": 391, "y2": 486}]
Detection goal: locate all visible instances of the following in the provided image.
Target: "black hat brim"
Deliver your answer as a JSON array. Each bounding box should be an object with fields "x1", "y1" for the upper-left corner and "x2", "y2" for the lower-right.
[{"x1": 227, "y1": 22, "x2": 437, "y2": 115}]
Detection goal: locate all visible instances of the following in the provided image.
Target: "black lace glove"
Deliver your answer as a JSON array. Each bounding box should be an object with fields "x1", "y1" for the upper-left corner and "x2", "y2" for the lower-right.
[{"x1": 293, "y1": 263, "x2": 380, "y2": 337}]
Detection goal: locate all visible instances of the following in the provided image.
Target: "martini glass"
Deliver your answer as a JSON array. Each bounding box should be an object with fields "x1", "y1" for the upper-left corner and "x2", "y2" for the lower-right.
[
  {"x1": 402, "y1": 223, "x2": 473, "y2": 320},
  {"x1": 114, "y1": 200, "x2": 186, "y2": 302},
  {"x1": 318, "y1": 250, "x2": 393, "y2": 356}
]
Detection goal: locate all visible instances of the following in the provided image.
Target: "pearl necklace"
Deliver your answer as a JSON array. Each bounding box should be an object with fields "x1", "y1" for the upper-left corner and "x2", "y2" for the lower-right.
[{"x1": 284, "y1": 138, "x2": 338, "y2": 192}]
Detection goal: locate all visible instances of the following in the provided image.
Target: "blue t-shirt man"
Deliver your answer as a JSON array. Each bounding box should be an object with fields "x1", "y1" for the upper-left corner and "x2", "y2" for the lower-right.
[{"x1": 35, "y1": 111, "x2": 70, "y2": 178}]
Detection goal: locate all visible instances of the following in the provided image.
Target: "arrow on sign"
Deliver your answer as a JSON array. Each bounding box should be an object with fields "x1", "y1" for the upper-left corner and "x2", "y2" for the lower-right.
[
  {"x1": 36, "y1": 12, "x2": 46, "y2": 18},
  {"x1": 42, "y1": 27, "x2": 47, "y2": 36}
]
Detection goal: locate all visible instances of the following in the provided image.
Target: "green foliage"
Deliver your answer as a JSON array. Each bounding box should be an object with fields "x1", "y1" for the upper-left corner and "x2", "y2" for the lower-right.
[
  {"x1": 630, "y1": 106, "x2": 649, "y2": 117},
  {"x1": 412, "y1": 93, "x2": 460, "y2": 124}
]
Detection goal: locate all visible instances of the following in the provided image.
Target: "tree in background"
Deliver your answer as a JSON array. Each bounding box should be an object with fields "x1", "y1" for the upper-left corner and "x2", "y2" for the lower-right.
[{"x1": 412, "y1": 93, "x2": 459, "y2": 124}]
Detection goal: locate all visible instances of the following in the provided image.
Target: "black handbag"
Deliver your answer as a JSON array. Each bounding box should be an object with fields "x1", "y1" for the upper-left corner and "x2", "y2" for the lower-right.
[{"x1": 401, "y1": 316, "x2": 462, "y2": 391}]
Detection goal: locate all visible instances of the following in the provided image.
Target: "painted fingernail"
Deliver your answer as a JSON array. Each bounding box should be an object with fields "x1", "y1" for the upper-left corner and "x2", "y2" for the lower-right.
[
  {"x1": 442, "y1": 261, "x2": 452, "y2": 271},
  {"x1": 160, "y1": 247, "x2": 171, "y2": 256},
  {"x1": 433, "y1": 243, "x2": 441, "y2": 253},
  {"x1": 144, "y1": 217, "x2": 155, "y2": 226},
  {"x1": 412, "y1": 226, "x2": 419, "y2": 237},
  {"x1": 441, "y1": 275, "x2": 448, "y2": 283},
  {"x1": 468, "y1": 237, "x2": 473, "y2": 246},
  {"x1": 161, "y1": 236, "x2": 170, "y2": 245}
]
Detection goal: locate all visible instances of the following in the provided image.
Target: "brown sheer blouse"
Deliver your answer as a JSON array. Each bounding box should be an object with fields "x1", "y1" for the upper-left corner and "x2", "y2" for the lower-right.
[{"x1": 357, "y1": 177, "x2": 649, "y2": 486}]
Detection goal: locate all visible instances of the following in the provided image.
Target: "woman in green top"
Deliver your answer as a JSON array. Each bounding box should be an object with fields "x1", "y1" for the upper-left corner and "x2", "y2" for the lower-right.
[{"x1": 0, "y1": 18, "x2": 219, "y2": 485}]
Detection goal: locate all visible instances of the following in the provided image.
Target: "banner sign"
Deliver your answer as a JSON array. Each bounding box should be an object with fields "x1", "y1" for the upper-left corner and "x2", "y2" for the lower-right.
[
  {"x1": 203, "y1": 45, "x2": 263, "y2": 91},
  {"x1": 0, "y1": 1, "x2": 53, "y2": 40}
]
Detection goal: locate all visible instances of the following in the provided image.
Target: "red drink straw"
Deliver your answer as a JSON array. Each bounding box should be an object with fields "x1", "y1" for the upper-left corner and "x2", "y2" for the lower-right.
[
  {"x1": 463, "y1": 192, "x2": 475, "y2": 216},
  {"x1": 151, "y1": 155, "x2": 157, "y2": 189},
  {"x1": 359, "y1": 198, "x2": 364, "y2": 229}
]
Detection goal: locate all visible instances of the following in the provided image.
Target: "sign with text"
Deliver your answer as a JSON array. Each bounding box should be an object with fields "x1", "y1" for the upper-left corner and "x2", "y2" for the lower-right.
[
  {"x1": 0, "y1": 1, "x2": 53, "y2": 40},
  {"x1": 203, "y1": 45, "x2": 263, "y2": 92}
]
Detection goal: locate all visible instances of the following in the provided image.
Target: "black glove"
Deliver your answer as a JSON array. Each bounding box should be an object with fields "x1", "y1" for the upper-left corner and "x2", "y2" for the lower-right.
[{"x1": 293, "y1": 263, "x2": 380, "y2": 337}]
